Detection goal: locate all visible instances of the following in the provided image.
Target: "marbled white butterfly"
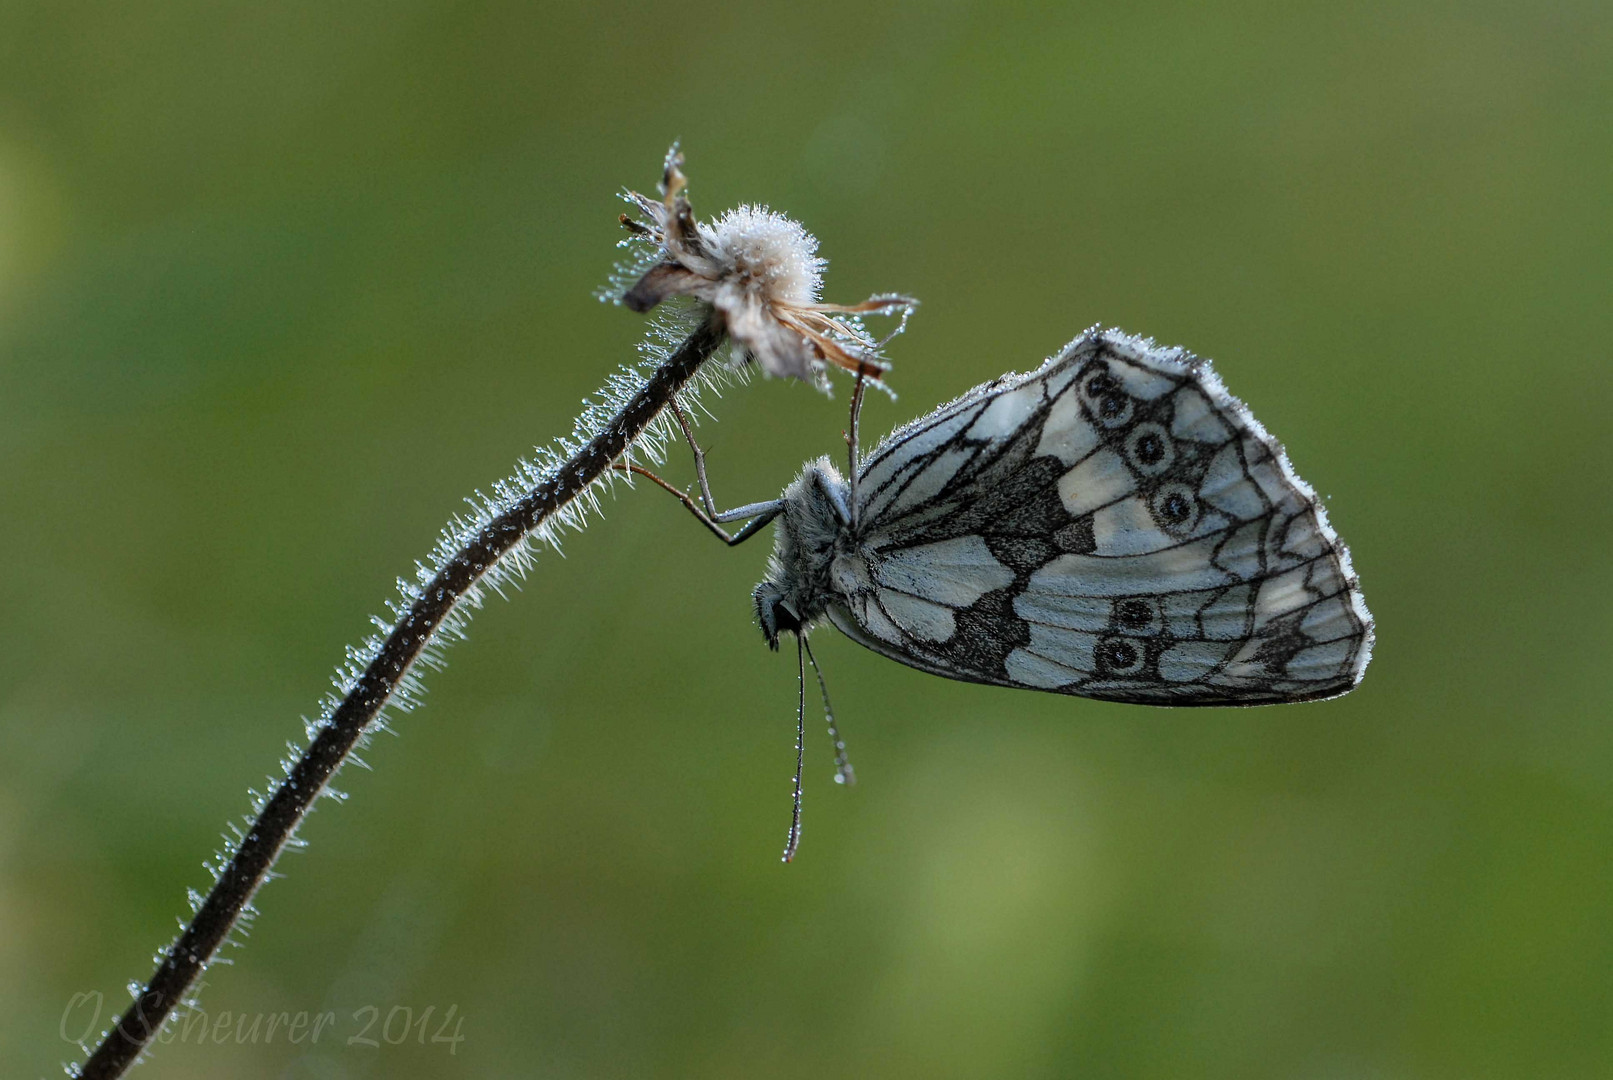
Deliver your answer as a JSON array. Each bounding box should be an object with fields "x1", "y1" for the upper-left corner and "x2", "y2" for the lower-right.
[
  {"x1": 748, "y1": 327, "x2": 1374, "y2": 702},
  {"x1": 632, "y1": 327, "x2": 1373, "y2": 854}
]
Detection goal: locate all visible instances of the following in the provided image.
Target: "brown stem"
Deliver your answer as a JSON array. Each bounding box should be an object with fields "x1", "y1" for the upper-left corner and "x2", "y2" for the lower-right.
[{"x1": 77, "y1": 316, "x2": 727, "y2": 1079}]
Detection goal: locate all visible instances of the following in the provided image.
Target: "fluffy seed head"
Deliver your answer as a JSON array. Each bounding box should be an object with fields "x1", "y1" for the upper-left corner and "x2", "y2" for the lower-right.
[
  {"x1": 612, "y1": 147, "x2": 915, "y2": 392},
  {"x1": 699, "y1": 205, "x2": 824, "y2": 307}
]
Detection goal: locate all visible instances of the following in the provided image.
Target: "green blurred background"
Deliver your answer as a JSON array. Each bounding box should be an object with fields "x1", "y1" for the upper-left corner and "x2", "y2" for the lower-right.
[{"x1": 3, "y1": 1, "x2": 1610, "y2": 1076}]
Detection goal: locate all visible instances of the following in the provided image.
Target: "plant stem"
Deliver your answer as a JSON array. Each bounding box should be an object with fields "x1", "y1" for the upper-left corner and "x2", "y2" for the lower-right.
[{"x1": 77, "y1": 315, "x2": 726, "y2": 1079}]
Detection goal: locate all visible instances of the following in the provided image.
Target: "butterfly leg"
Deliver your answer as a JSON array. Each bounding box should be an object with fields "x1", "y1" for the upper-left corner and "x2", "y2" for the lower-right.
[
  {"x1": 667, "y1": 398, "x2": 723, "y2": 521},
  {"x1": 845, "y1": 371, "x2": 866, "y2": 525},
  {"x1": 612, "y1": 462, "x2": 781, "y2": 546},
  {"x1": 613, "y1": 394, "x2": 783, "y2": 543}
]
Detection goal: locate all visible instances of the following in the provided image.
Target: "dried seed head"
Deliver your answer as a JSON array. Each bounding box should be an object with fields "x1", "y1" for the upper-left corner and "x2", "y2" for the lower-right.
[
  {"x1": 612, "y1": 146, "x2": 915, "y2": 392},
  {"x1": 702, "y1": 205, "x2": 823, "y2": 307}
]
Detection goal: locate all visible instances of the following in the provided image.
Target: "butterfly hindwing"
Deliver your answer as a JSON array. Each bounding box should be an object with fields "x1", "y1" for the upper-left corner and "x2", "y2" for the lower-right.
[{"x1": 834, "y1": 328, "x2": 1373, "y2": 705}]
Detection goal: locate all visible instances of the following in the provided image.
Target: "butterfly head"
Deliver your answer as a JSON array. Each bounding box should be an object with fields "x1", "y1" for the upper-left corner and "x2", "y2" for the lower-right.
[
  {"x1": 752, "y1": 581, "x2": 803, "y2": 651},
  {"x1": 751, "y1": 457, "x2": 854, "y2": 651}
]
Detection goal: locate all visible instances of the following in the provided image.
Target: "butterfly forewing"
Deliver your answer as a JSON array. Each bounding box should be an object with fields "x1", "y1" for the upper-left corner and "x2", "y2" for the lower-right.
[{"x1": 837, "y1": 329, "x2": 1373, "y2": 705}]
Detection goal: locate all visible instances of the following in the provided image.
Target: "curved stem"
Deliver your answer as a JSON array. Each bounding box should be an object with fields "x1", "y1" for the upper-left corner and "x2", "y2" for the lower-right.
[{"x1": 77, "y1": 316, "x2": 727, "y2": 1079}]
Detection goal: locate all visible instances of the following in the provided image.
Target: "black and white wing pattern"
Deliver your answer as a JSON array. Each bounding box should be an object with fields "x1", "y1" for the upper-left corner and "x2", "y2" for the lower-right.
[{"x1": 828, "y1": 327, "x2": 1373, "y2": 705}]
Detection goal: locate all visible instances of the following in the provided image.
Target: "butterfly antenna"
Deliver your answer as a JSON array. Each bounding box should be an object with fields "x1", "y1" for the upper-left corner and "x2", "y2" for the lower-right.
[
  {"x1": 803, "y1": 636, "x2": 854, "y2": 786},
  {"x1": 782, "y1": 635, "x2": 807, "y2": 863},
  {"x1": 847, "y1": 370, "x2": 867, "y2": 529}
]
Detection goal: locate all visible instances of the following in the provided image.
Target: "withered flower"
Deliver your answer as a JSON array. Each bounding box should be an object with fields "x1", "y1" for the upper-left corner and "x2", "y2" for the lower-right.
[{"x1": 615, "y1": 148, "x2": 915, "y2": 391}]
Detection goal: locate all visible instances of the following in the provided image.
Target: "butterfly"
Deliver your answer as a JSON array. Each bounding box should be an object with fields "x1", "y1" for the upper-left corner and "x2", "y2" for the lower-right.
[{"x1": 627, "y1": 326, "x2": 1373, "y2": 854}]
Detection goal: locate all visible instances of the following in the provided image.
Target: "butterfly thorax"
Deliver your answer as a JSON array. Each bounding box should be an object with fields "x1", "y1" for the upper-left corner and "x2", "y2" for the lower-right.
[{"x1": 753, "y1": 456, "x2": 867, "y2": 649}]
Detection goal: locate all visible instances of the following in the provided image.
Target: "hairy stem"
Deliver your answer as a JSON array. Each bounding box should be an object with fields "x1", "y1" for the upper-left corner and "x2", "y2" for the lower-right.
[{"x1": 77, "y1": 316, "x2": 726, "y2": 1079}]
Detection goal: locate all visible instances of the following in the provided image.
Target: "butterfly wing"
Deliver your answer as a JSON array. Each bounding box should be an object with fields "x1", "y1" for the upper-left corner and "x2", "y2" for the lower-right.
[{"x1": 828, "y1": 327, "x2": 1374, "y2": 705}]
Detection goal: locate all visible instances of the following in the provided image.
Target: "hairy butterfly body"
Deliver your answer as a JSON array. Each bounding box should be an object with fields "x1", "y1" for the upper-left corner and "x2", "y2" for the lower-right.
[{"x1": 752, "y1": 327, "x2": 1373, "y2": 705}]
